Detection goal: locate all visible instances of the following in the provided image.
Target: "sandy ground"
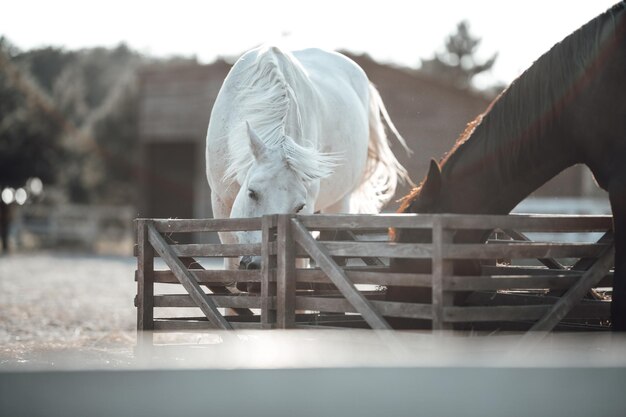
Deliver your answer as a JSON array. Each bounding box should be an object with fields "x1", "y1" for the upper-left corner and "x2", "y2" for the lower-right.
[{"x1": 0, "y1": 252, "x2": 138, "y2": 366}]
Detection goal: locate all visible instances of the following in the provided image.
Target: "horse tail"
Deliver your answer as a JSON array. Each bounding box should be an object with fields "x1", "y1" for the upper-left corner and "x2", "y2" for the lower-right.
[{"x1": 350, "y1": 83, "x2": 413, "y2": 213}]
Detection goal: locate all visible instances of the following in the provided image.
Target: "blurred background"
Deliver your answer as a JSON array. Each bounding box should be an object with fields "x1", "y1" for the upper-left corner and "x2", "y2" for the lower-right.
[
  {"x1": 0, "y1": 0, "x2": 616, "y2": 255},
  {"x1": 0, "y1": 0, "x2": 619, "y2": 364}
]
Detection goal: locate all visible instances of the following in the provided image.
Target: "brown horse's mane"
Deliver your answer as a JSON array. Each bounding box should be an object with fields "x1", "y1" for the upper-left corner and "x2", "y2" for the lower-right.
[{"x1": 398, "y1": 2, "x2": 625, "y2": 214}]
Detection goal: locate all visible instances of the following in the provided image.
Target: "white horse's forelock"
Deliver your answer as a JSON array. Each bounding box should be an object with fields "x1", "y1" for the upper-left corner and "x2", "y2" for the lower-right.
[{"x1": 223, "y1": 46, "x2": 340, "y2": 185}]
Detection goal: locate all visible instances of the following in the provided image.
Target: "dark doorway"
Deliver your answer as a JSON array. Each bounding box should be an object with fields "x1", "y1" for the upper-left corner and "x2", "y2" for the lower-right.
[{"x1": 142, "y1": 142, "x2": 196, "y2": 220}]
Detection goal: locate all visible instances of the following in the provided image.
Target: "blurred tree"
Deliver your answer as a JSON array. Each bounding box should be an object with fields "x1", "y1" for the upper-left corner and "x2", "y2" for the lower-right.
[
  {"x1": 90, "y1": 79, "x2": 140, "y2": 205},
  {"x1": 0, "y1": 38, "x2": 66, "y2": 252},
  {"x1": 4, "y1": 41, "x2": 196, "y2": 212},
  {"x1": 14, "y1": 43, "x2": 146, "y2": 203},
  {"x1": 421, "y1": 21, "x2": 498, "y2": 89}
]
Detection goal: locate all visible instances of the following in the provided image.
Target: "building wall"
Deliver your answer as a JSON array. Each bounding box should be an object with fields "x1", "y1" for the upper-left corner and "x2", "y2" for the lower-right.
[{"x1": 137, "y1": 62, "x2": 231, "y2": 221}]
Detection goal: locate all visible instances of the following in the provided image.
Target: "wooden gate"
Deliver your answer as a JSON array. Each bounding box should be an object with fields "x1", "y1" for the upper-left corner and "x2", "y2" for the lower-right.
[{"x1": 135, "y1": 214, "x2": 614, "y2": 336}]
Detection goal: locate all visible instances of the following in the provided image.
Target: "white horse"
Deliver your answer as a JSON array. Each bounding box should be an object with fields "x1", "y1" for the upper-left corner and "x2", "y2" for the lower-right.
[{"x1": 206, "y1": 45, "x2": 410, "y2": 272}]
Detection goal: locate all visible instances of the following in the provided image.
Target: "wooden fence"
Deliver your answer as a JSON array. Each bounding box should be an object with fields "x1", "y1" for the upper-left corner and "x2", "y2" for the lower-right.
[{"x1": 135, "y1": 213, "x2": 614, "y2": 336}]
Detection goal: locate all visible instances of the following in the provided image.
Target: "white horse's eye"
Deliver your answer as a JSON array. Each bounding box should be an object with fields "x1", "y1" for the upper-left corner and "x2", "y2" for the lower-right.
[
  {"x1": 248, "y1": 189, "x2": 258, "y2": 200},
  {"x1": 295, "y1": 203, "x2": 305, "y2": 213}
]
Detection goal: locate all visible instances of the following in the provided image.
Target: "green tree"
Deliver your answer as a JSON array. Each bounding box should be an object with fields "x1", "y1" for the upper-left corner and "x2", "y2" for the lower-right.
[
  {"x1": 90, "y1": 80, "x2": 140, "y2": 205},
  {"x1": 0, "y1": 39, "x2": 66, "y2": 251},
  {"x1": 15, "y1": 43, "x2": 146, "y2": 203},
  {"x1": 421, "y1": 21, "x2": 498, "y2": 89}
]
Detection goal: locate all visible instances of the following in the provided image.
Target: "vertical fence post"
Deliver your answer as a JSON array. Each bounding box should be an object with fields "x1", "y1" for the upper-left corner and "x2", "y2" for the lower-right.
[
  {"x1": 432, "y1": 217, "x2": 454, "y2": 331},
  {"x1": 276, "y1": 214, "x2": 296, "y2": 328},
  {"x1": 136, "y1": 219, "x2": 154, "y2": 348},
  {"x1": 261, "y1": 215, "x2": 277, "y2": 328}
]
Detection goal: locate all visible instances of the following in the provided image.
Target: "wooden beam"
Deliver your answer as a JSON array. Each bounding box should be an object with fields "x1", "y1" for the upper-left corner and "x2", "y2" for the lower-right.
[
  {"x1": 444, "y1": 274, "x2": 585, "y2": 291},
  {"x1": 147, "y1": 223, "x2": 232, "y2": 330},
  {"x1": 443, "y1": 242, "x2": 609, "y2": 260},
  {"x1": 445, "y1": 305, "x2": 550, "y2": 322},
  {"x1": 295, "y1": 297, "x2": 432, "y2": 320},
  {"x1": 570, "y1": 231, "x2": 614, "y2": 271},
  {"x1": 160, "y1": 230, "x2": 254, "y2": 317},
  {"x1": 437, "y1": 214, "x2": 612, "y2": 232},
  {"x1": 296, "y1": 269, "x2": 432, "y2": 287},
  {"x1": 169, "y1": 243, "x2": 261, "y2": 257},
  {"x1": 502, "y1": 229, "x2": 565, "y2": 270},
  {"x1": 153, "y1": 294, "x2": 263, "y2": 309},
  {"x1": 290, "y1": 217, "x2": 391, "y2": 330},
  {"x1": 276, "y1": 215, "x2": 296, "y2": 328},
  {"x1": 342, "y1": 230, "x2": 386, "y2": 266},
  {"x1": 529, "y1": 244, "x2": 615, "y2": 332},
  {"x1": 147, "y1": 269, "x2": 261, "y2": 284},
  {"x1": 297, "y1": 213, "x2": 435, "y2": 229},
  {"x1": 261, "y1": 215, "x2": 278, "y2": 328},
  {"x1": 150, "y1": 217, "x2": 262, "y2": 233},
  {"x1": 320, "y1": 241, "x2": 433, "y2": 259},
  {"x1": 432, "y1": 220, "x2": 454, "y2": 330},
  {"x1": 153, "y1": 319, "x2": 262, "y2": 331},
  {"x1": 136, "y1": 220, "x2": 154, "y2": 333}
]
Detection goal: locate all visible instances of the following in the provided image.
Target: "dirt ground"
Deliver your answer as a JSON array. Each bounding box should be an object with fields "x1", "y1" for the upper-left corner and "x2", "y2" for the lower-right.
[{"x1": 0, "y1": 251, "x2": 138, "y2": 367}]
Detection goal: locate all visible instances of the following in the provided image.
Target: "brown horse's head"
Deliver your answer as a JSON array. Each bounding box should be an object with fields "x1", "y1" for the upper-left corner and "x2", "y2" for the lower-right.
[{"x1": 398, "y1": 159, "x2": 443, "y2": 216}]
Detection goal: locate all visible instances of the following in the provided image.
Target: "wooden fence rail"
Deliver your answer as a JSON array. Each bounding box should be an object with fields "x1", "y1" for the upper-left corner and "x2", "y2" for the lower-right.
[{"x1": 135, "y1": 213, "x2": 614, "y2": 340}]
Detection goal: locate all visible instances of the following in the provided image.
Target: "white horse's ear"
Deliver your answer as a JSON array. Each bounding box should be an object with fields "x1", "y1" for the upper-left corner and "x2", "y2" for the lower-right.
[{"x1": 246, "y1": 121, "x2": 268, "y2": 161}]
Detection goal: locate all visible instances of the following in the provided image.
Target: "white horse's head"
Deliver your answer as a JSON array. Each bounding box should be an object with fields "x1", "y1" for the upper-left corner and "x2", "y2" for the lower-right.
[{"x1": 232, "y1": 122, "x2": 335, "y2": 270}]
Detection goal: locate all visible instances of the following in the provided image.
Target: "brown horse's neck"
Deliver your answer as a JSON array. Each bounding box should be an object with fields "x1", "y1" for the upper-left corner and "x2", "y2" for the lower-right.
[
  {"x1": 433, "y1": 4, "x2": 626, "y2": 215},
  {"x1": 439, "y1": 122, "x2": 579, "y2": 216}
]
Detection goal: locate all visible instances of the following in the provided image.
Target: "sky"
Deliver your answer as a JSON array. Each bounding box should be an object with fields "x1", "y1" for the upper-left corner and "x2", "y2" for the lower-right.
[{"x1": 0, "y1": 0, "x2": 619, "y2": 88}]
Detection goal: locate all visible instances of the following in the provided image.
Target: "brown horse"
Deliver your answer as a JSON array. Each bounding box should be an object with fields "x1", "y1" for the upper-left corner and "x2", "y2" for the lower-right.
[{"x1": 392, "y1": 2, "x2": 626, "y2": 330}]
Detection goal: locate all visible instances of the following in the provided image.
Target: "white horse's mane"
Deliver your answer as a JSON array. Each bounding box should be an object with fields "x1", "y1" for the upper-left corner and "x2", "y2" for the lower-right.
[{"x1": 224, "y1": 46, "x2": 341, "y2": 185}]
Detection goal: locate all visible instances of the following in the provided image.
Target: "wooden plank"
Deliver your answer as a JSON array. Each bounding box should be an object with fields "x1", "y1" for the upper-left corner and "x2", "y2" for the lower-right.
[
  {"x1": 149, "y1": 269, "x2": 262, "y2": 284},
  {"x1": 432, "y1": 220, "x2": 454, "y2": 330},
  {"x1": 373, "y1": 300, "x2": 432, "y2": 320},
  {"x1": 342, "y1": 230, "x2": 386, "y2": 266},
  {"x1": 464, "y1": 291, "x2": 610, "y2": 320},
  {"x1": 297, "y1": 213, "x2": 436, "y2": 229},
  {"x1": 135, "y1": 264, "x2": 390, "y2": 286},
  {"x1": 150, "y1": 217, "x2": 262, "y2": 233},
  {"x1": 136, "y1": 220, "x2": 154, "y2": 332},
  {"x1": 296, "y1": 213, "x2": 610, "y2": 232},
  {"x1": 445, "y1": 300, "x2": 610, "y2": 322},
  {"x1": 570, "y1": 231, "x2": 614, "y2": 272},
  {"x1": 144, "y1": 214, "x2": 611, "y2": 236},
  {"x1": 153, "y1": 294, "x2": 264, "y2": 309},
  {"x1": 530, "y1": 244, "x2": 615, "y2": 332},
  {"x1": 261, "y1": 215, "x2": 277, "y2": 328},
  {"x1": 502, "y1": 229, "x2": 565, "y2": 269},
  {"x1": 147, "y1": 224, "x2": 232, "y2": 330},
  {"x1": 444, "y1": 274, "x2": 585, "y2": 291},
  {"x1": 321, "y1": 241, "x2": 432, "y2": 259},
  {"x1": 444, "y1": 305, "x2": 551, "y2": 322},
  {"x1": 296, "y1": 269, "x2": 432, "y2": 287},
  {"x1": 153, "y1": 319, "x2": 262, "y2": 331},
  {"x1": 443, "y1": 242, "x2": 609, "y2": 260},
  {"x1": 295, "y1": 295, "x2": 353, "y2": 312},
  {"x1": 481, "y1": 265, "x2": 581, "y2": 276},
  {"x1": 437, "y1": 214, "x2": 612, "y2": 232},
  {"x1": 290, "y1": 217, "x2": 391, "y2": 330},
  {"x1": 276, "y1": 215, "x2": 296, "y2": 328},
  {"x1": 295, "y1": 297, "x2": 432, "y2": 319},
  {"x1": 170, "y1": 243, "x2": 261, "y2": 257},
  {"x1": 168, "y1": 248, "x2": 253, "y2": 317},
  {"x1": 479, "y1": 266, "x2": 612, "y2": 287},
  {"x1": 562, "y1": 301, "x2": 611, "y2": 320}
]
